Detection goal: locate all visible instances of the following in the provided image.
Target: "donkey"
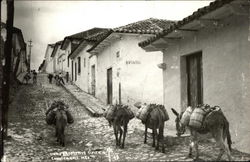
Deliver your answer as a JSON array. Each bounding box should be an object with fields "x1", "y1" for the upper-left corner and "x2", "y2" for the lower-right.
[
  {"x1": 136, "y1": 104, "x2": 165, "y2": 153},
  {"x1": 55, "y1": 108, "x2": 68, "y2": 147},
  {"x1": 107, "y1": 105, "x2": 131, "y2": 149},
  {"x1": 171, "y1": 107, "x2": 232, "y2": 161}
]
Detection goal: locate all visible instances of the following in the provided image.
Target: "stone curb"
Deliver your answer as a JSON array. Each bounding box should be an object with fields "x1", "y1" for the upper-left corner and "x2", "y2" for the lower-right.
[{"x1": 60, "y1": 83, "x2": 102, "y2": 117}]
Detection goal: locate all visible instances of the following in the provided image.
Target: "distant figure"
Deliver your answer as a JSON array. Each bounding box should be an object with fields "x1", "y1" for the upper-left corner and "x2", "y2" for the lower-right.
[
  {"x1": 54, "y1": 74, "x2": 60, "y2": 86},
  {"x1": 32, "y1": 70, "x2": 37, "y2": 84},
  {"x1": 48, "y1": 74, "x2": 53, "y2": 84},
  {"x1": 23, "y1": 72, "x2": 31, "y2": 84},
  {"x1": 59, "y1": 73, "x2": 65, "y2": 85},
  {"x1": 66, "y1": 72, "x2": 69, "y2": 83}
]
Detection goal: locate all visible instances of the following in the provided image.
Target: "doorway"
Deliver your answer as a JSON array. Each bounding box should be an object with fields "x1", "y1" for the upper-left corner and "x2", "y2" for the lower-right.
[
  {"x1": 75, "y1": 62, "x2": 77, "y2": 81},
  {"x1": 186, "y1": 52, "x2": 203, "y2": 107},
  {"x1": 107, "y1": 68, "x2": 113, "y2": 104},
  {"x1": 91, "y1": 65, "x2": 96, "y2": 96},
  {"x1": 71, "y1": 60, "x2": 73, "y2": 80}
]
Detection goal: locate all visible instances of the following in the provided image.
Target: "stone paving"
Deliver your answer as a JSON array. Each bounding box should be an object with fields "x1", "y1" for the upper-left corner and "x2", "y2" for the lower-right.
[
  {"x1": 61, "y1": 80, "x2": 179, "y2": 138},
  {"x1": 3, "y1": 74, "x2": 250, "y2": 162}
]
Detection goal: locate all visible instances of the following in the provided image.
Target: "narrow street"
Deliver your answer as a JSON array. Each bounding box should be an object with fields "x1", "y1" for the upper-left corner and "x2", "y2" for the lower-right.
[{"x1": 3, "y1": 74, "x2": 250, "y2": 162}]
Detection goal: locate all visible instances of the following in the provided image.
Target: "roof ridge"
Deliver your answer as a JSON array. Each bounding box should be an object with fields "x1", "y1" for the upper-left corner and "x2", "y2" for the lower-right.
[
  {"x1": 113, "y1": 18, "x2": 174, "y2": 35},
  {"x1": 66, "y1": 27, "x2": 109, "y2": 38},
  {"x1": 147, "y1": 19, "x2": 164, "y2": 31}
]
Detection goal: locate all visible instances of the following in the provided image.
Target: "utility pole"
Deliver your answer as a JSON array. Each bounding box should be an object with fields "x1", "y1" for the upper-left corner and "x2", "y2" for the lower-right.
[{"x1": 28, "y1": 39, "x2": 32, "y2": 71}]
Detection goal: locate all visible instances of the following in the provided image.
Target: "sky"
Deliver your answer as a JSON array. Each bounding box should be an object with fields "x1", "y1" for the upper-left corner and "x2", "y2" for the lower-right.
[{"x1": 1, "y1": 0, "x2": 212, "y2": 70}]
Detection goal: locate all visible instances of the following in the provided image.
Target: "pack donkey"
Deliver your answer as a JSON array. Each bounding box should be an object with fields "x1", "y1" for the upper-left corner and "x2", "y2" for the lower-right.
[
  {"x1": 171, "y1": 107, "x2": 232, "y2": 161},
  {"x1": 46, "y1": 101, "x2": 72, "y2": 147},
  {"x1": 106, "y1": 105, "x2": 133, "y2": 149},
  {"x1": 136, "y1": 104, "x2": 166, "y2": 153},
  {"x1": 55, "y1": 107, "x2": 67, "y2": 147}
]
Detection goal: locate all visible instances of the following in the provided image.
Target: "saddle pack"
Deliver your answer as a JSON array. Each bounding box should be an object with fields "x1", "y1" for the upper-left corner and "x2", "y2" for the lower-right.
[
  {"x1": 136, "y1": 104, "x2": 169, "y2": 123},
  {"x1": 181, "y1": 104, "x2": 221, "y2": 129},
  {"x1": 104, "y1": 104, "x2": 134, "y2": 121},
  {"x1": 45, "y1": 100, "x2": 74, "y2": 125}
]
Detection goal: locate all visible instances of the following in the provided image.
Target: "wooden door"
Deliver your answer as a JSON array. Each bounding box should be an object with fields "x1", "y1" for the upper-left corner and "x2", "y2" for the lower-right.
[
  {"x1": 186, "y1": 52, "x2": 203, "y2": 107},
  {"x1": 91, "y1": 65, "x2": 96, "y2": 96},
  {"x1": 107, "y1": 68, "x2": 113, "y2": 104},
  {"x1": 71, "y1": 60, "x2": 73, "y2": 81},
  {"x1": 75, "y1": 62, "x2": 77, "y2": 81}
]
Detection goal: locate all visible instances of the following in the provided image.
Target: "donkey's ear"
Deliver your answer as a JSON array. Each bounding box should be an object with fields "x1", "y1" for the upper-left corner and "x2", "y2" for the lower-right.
[{"x1": 171, "y1": 108, "x2": 179, "y2": 116}]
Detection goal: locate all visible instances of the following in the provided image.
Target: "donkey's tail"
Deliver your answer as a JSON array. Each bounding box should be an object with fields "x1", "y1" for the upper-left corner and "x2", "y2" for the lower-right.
[{"x1": 225, "y1": 120, "x2": 232, "y2": 152}]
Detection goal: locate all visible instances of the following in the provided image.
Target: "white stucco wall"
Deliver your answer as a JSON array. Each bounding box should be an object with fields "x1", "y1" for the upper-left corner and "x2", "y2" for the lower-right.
[
  {"x1": 96, "y1": 33, "x2": 163, "y2": 107},
  {"x1": 53, "y1": 46, "x2": 63, "y2": 73},
  {"x1": 162, "y1": 14, "x2": 250, "y2": 153},
  {"x1": 63, "y1": 43, "x2": 71, "y2": 77},
  {"x1": 89, "y1": 55, "x2": 97, "y2": 95},
  {"x1": 73, "y1": 44, "x2": 92, "y2": 93},
  {"x1": 44, "y1": 45, "x2": 54, "y2": 73}
]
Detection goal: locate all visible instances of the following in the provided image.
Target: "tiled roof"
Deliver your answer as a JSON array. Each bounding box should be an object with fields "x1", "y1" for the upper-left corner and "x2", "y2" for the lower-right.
[
  {"x1": 84, "y1": 29, "x2": 112, "y2": 42},
  {"x1": 114, "y1": 18, "x2": 175, "y2": 34},
  {"x1": 87, "y1": 18, "x2": 174, "y2": 53},
  {"x1": 51, "y1": 41, "x2": 62, "y2": 57},
  {"x1": 68, "y1": 28, "x2": 107, "y2": 40},
  {"x1": 139, "y1": 0, "x2": 234, "y2": 48},
  {"x1": 61, "y1": 28, "x2": 110, "y2": 50},
  {"x1": 71, "y1": 43, "x2": 80, "y2": 52},
  {"x1": 68, "y1": 29, "x2": 111, "y2": 58}
]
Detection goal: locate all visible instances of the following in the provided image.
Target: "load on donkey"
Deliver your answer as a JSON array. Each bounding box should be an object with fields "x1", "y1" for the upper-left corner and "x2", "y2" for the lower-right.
[
  {"x1": 45, "y1": 100, "x2": 74, "y2": 146},
  {"x1": 103, "y1": 104, "x2": 134, "y2": 149},
  {"x1": 135, "y1": 103, "x2": 169, "y2": 153},
  {"x1": 171, "y1": 104, "x2": 232, "y2": 161}
]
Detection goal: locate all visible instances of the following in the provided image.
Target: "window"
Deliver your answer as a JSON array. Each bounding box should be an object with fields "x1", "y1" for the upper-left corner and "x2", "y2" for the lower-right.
[
  {"x1": 84, "y1": 58, "x2": 86, "y2": 68},
  {"x1": 78, "y1": 57, "x2": 81, "y2": 74}
]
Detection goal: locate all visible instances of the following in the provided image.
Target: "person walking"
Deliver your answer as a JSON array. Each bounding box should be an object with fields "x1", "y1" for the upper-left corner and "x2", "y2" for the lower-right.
[
  {"x1": 33, "y1": 70, "x2": 37, "y2": 84},
  {"x1": 48, "y1": 74, "x2": 53, "y2": 84},
  {"x1": 66, "y1": 72, "x2": 69, "y2": 83},
  {"x1": 59, "y1": 73, "x2": 65, "y2": 85}
]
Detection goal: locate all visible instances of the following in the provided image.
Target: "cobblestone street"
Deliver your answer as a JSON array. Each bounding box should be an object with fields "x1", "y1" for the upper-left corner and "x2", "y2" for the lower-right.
[{"x1": 3, "y1": 74, "x2": 250, "y2": 162}]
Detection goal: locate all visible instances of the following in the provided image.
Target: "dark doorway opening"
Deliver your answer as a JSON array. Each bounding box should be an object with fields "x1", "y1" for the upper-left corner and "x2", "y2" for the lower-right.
[
  {"x1": 186, "y1": 52, "x2": 203, "y2": 107},
  {"x1": 107, "y1": 68, "x2": 113, "y2": 104}
]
